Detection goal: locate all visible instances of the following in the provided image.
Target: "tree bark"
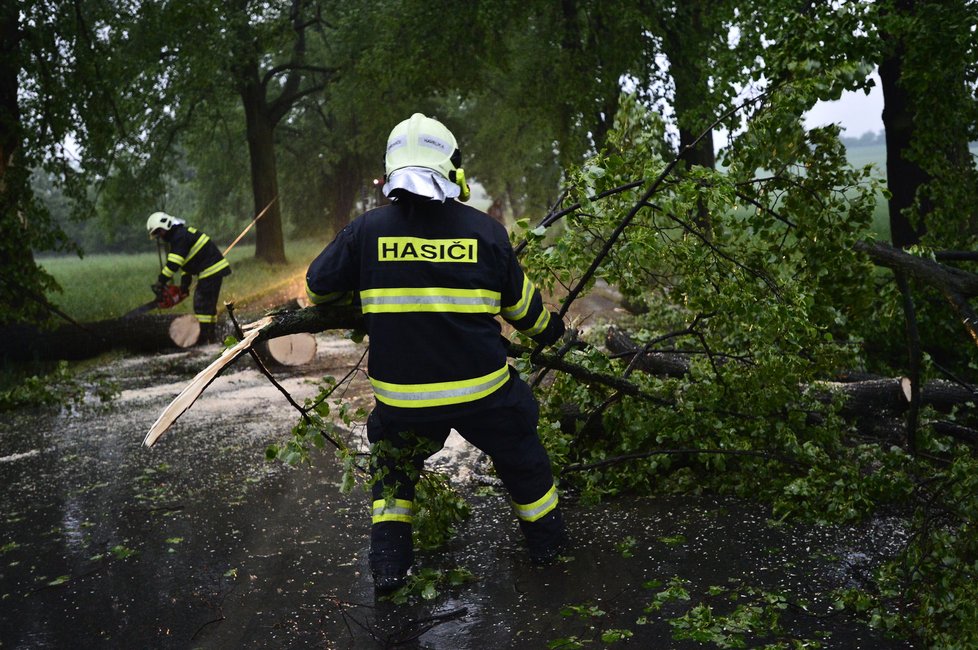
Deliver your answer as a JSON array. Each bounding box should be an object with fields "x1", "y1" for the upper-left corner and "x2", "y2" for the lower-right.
[
  {"x1": 855, "y1": 240, "x2": 978, "y2": 297},
  {"x1": 326, "y1": 157, "x2": 360, "y2": 236},
  {"x1": 661, "y1": 0, "x2": 717, "y2": 237},
  {"x1": 879, "y1": 0, "x2": 930, "y2": 248},
  {"x1": 0, "y1": 313, "x2": 200, "y2": 362},
  {"x1": 0, "y1": 7, "x2": 46, "y2": 326},
  {"x1": 605, "y1": 327, "x2": 691, "y2": 377},
  {"x1": 240, "y1": 65, "x2": 286, "y2": 265},
  {"x1": 855, "y1": 239, "x2": 978, "y2": 347}
]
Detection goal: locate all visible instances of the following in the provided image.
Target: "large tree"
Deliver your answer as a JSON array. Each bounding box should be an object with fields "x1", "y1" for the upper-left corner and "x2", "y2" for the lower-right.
[
  {"x1": 0, "y1": 0, "x2": 125, "y2": 325},
  {"x1": 97, "y1": 0, "x2": 333, "y2": 264},
  {"x1": 878, "y1": 0, "x2": 978, "y2": 249}
]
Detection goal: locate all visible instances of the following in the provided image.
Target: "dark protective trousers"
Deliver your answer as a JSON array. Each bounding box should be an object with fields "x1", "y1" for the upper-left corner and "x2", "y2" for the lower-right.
[
  {"x1": 367, "y1": 369, "x2": 566, "y2": 573},
  {"x1": 192, "y1": 275, "x2": 224, "y2": 342}
]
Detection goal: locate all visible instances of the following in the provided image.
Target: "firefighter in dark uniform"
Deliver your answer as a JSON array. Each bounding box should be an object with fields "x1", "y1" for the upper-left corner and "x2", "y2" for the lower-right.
[
  {"x1": 146, "y1": 212, "x2": 231, "y2": 344},
  {"x1": 305, "y1": 113, "x2": 568, "y2": 591}
]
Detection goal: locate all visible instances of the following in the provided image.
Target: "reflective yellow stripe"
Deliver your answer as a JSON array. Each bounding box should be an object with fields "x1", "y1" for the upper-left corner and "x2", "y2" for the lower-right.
[
  {"x1": 371, "y1": 364, "x2": 510, "y2": 408},
  {"x1": 195, "y1": 313, "x2": 217, "y2": 324},
  {"x1": 361, "y1": 287, "x2": 501, "y2": 314},
  {"x1": 522, "y1": 307, "x2": 551, "y2": 337},
  {"x1": 372, "y1": 498, "x2": 413, "y2": 524},
  {"x1": 502, "y1": 275, "x2": 534, "y2": 321},
  {"x1": 167, "y1": 252, "x2": 187, "y2": 266},
  {"x1": 198, "y1": 258, "x2": 229, "y2": 278},
  {"x1": 185, "y1": 230, "x2": 209, "y2": 265},
  {"x1": 512, "y1": 484, "x2": 558, "y2": 522},
  {"x1": 161, "y1": 267, "x2": 176, "y2": 278},
  {"x1": 305, "y1": 283, "x2": 354, "y2": 306}
]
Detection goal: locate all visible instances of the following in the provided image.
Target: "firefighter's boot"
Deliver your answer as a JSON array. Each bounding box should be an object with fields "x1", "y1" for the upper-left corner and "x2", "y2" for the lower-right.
[
  {"x1": 198, "y1": 322, "x2": 216, "y2": 345},
  {"x1": 522, "y1": 508, "x2": 569, "y2": 566}
]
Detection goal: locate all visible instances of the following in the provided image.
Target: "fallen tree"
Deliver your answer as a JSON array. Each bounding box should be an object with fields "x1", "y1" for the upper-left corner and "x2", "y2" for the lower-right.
[
  {"x1": 855, "y1": 240, "x2": 978, "y2": 347},
  {"x1": 144, "y1": 288, "x2": 978, "y2": 451},
  {"x1": 0, "y1": 301, "x2": 320, "y2": 364},
  {"x1": 0, "y1": 313, "x2": 201, "y2": 362},
  {"x1": 605, "y1": 325, "x2": 978, "y2": 444}
]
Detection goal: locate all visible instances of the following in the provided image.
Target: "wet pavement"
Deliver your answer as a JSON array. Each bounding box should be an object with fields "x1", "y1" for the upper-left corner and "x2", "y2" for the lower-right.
[{"x1": 0, "y1": 336, "x2": 915, "y2": 649}]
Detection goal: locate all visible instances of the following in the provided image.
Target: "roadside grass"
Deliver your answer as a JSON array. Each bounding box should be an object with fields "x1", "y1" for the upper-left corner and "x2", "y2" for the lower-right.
[{"x1": 40, "y1": 238, "x2": 325, "y2": 322}]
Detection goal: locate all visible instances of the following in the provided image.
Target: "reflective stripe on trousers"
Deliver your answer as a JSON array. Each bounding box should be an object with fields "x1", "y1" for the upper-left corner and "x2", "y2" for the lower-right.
[
  {"x1": 511, "y1": 483, "x2": 558, "y2": 522},
  {"x1": 372, "y1": 498, "x2": 413, "y2": 524}
]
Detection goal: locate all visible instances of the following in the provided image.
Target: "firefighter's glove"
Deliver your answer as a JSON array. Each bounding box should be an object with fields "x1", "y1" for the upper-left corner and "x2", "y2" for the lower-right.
[
  {"x1": 151, "y1": 281, "x2": 166, "y2": 300},
  {"x1": 532, "y1": 311, "x2": 566, "y2": 348}
]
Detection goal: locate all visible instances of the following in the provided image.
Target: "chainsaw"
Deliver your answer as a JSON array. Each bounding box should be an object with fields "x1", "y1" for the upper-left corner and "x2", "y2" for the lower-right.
[{"x1": 123, "y1": 284, "x2": 188, "y2": 318}]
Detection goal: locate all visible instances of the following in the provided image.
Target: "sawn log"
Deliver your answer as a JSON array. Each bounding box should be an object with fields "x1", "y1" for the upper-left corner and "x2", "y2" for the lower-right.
[{"x1": 1, "y1": 313, "x2": 200, "y2": 362}]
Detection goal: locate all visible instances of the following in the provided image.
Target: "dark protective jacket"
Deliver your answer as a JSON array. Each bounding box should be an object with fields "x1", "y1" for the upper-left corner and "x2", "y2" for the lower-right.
[
  {"x1": 305, "y1": 199, "x2": 563, "y2": 419},
  {"x1": 158, "y1": 224, "x2": 231, "y2": 286}
]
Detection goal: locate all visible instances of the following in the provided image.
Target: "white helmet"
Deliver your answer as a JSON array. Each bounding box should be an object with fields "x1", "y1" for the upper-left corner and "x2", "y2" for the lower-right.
[
  {"x1": 384, "y1": 113, "x2": 461, "y2": 180},
  {"x1": 146, "y1": 211, "x2": 178, "y2": 237}
]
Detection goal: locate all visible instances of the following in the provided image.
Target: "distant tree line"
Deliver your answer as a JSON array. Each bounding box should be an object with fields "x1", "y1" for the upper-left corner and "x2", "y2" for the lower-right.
[{"x1": 841, "y1": 130, "x2": 886, "y2": 148}]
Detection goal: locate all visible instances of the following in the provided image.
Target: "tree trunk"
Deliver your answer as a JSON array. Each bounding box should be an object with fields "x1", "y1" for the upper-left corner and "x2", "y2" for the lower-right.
[
  {"x1": 0, "y1": 313, "x2": 200, "y2": 362},
  {"x1": 879, "y1": 0, "x2": 930, "y2": 248},
  {"x1": 240, "y1": 65, "x2": 287, "y2": 265},
  {"x1": 605, "y1": 325, "x2": 978, "y2": 418},
  {"x1": 0, "y1": 7, "x2": 44, "y2": 327},
  {"x1": 326, "y1": 157, "x2": 360, "y2": 236},
  {"x1": 661, "y1": 0, "x2": 716, "y2": 237},
  {"x1": 0, "y1": 0, "x2": 18, "y2": 191}
]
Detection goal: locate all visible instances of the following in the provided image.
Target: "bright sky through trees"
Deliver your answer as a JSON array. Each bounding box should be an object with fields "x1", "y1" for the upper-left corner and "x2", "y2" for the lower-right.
[{"x1": 805, "y1": 71, "x2": 884, "y2": 137}]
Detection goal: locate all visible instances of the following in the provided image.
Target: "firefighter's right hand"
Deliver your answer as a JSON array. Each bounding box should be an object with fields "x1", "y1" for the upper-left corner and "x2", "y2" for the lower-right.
[
  {"x1": 151, "y1": 281, "x2": 166, "y2": 299},
  {"x1": 532, "y1": 311, "x2": 566, "y2": 347}
]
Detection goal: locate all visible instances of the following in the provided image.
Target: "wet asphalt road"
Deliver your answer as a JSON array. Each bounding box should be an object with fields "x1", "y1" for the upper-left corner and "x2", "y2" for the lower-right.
[{"x1": 0, "y1": 338, "x2": 915, "y2": 649}]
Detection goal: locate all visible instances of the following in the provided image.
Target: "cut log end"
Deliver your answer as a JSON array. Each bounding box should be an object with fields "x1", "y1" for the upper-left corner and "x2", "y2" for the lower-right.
[
  {"x1": 900, "y1": 377, "x2": 912, "y2": 402},
  {"x1": 168, "y1": 315, "x2": 200, "y2": 348},
  {"x1": 255, "y1": 333, "x2": 317, "y2": 366}
]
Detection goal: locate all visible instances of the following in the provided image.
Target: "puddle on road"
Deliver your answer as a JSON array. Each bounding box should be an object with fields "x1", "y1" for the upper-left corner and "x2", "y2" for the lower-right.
[{"x1": 1, "y1": 337, "x2": 914, "y2": 649}]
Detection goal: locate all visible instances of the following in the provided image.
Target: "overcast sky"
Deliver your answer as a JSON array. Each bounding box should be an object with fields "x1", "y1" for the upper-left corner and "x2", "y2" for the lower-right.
[
  {"x1": 714, "y1": 73, "x2": 884, "y2": 149},
  {"x1": 803, "y1": 72, "x2": 884, "y2": 137}
]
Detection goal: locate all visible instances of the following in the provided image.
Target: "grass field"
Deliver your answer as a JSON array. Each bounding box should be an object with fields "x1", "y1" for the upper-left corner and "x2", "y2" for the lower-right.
[
  {"x1": 40, "y1": 238, "x2": 326, "y2": 322},
  {"x1": 842, "y1": 144, "x2": 890, "y2": 238}
]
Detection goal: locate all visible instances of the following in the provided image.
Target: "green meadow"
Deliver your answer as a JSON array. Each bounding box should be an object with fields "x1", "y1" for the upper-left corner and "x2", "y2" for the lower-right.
[
  {"x1": 844, "y1": 143, "x2": 890, "y2": 238},
  {"x1": 40, "y1": 238, "x2": 326, "y2": 323}
]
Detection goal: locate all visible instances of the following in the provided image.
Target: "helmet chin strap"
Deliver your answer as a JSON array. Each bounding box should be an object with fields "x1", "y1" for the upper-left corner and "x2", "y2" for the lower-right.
[{"x1": 450, "y1": 168, "x2": 471, "y2": 202}]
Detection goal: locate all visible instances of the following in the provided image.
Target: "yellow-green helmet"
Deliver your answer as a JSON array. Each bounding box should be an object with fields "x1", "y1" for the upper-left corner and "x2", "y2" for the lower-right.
[{"x1": 384, "y1": 113, "x2": 461, "y2": 180}]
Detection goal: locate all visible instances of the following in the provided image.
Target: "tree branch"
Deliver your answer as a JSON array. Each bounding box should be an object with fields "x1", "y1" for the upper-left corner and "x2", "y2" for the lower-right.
[
  {"x1": 855, "y1": 239, "x2": 978, "y2": 347},
  {"x1": 563, "y1": 448, "x2": 804, "y2": 473}
]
